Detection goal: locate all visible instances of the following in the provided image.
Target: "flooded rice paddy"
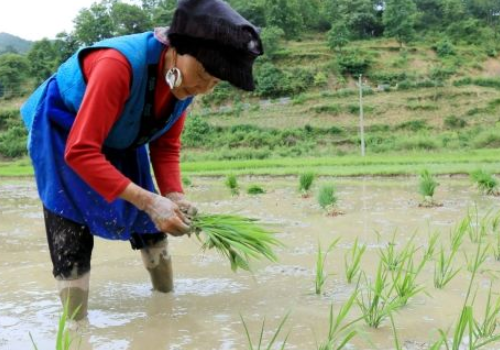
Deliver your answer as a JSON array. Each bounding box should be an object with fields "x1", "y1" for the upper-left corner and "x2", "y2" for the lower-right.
[{"x1": 1, "y1": 176, "x2": 500, "y2": 350}]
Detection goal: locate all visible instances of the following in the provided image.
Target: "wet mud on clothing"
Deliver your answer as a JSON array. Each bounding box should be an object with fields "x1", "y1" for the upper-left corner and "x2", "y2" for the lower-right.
[{"x1": 43, "y1": 207, "x2": 166, "y2": 278}]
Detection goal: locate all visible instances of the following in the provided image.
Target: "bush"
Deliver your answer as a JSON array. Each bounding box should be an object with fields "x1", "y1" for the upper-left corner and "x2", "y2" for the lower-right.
[
  {"x1": 444, "y1": 116, "x2": 467, "y2": 129},
  {"x1": 182, "y1": 115, "x2": 212, "y2": 147},
  {"x1": 0, "y1": 125, "x2": 27, "y2": 158},
  {"x1": 247, "y1": 184, "x2": 266, "y2": 195},
  {"x1": 433, "y1": 39, "x2": 455, "y2": 57},
  {"x1": 312, "y1": 104, "x2": 341, "y2": 115},
  {"x1": 337, "y1": 50, "x2": 373, "y2": 76},
  {"x1": 473, "y1": 131, "x2": 500, "y2": 148}
]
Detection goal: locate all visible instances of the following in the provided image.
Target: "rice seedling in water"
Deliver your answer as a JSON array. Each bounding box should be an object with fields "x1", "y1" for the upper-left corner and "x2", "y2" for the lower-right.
[
  {"x1": 317, "y1": 185, "x2": 340, "y2": 216},
  {"x1": 391, "y1": 256, "x2": 426, "y2": 307},
  {"x1": 315, "y1": 238, "x2": 340, "y2": 295},
  {"x1": 357, "y1": 261, "x2": 400, "y2": 328},
  {"x1": 418, "y1": 169, "x2": 440, "y2": 207},
  {"x1": 299, "y1": 172, "x2": 315, "y2": 197},
  {"x1": 317, "y1": 290, "x2": 362, "y2": 350},
  {"x1": 30, "y1": 298, "x2": 80, "y2": 350},
  {"x1": 192, "y1": 214, "x2": 283, "y2": 272},
  {"x1": 470, "y1": 169, "x2": 499, "y2": 195},
  {"x1": 424, "y1": 230, "x2": 440, "y2": 261},
  {"x1": 464, "y1": 242, "x2": 490, "y2": 274},
  {"x1": 493, "y1": 231, "x2": 500, "y2": 261},
  {"x1": 182, "y1": 175, "x2": 192, "y2": 187},
  {"x1": 379, "y1": 232, "x2": 416, "y2": 272},
  {"x1": 247, "y1": 185, "x2": 266, "y2": 195},
  {"x1": 450, "y1": 216, "x2": 469, "y2": 252},
  {"x1": 344, "y1": 238, "x2": 366, "y2": 284},
  {"x1": 225, "y1": 174, "x2": 240, "y2": 195},
  {"x1": 240, "y1": 311, "x2": 290, "y2": 350},
  {"x1": 474, "y1": 283, "x2": 500, "y2": 340},
  {"x1": 434, "y1": 245, "x2": 461, "y2": 289},
  {"x1": 467, "y1": 207, "x2": 489, "y2": 244}
]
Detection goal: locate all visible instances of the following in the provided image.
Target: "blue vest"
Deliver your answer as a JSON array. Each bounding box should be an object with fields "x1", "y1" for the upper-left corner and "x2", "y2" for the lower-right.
[{"x1": 20, "y1": 32, "x2": 193, "y2": 240}]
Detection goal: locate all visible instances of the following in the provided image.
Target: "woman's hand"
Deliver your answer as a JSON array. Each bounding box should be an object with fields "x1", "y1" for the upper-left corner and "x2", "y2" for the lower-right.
[
  {"x1": 119, "y1": 183, "x2": 191, "y2": 236},
  {"x1": 165, "y1": 192, "x2": 198, "y2": 219}
]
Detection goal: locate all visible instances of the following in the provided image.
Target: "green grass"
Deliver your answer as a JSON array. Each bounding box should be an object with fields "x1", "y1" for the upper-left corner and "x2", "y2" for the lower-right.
[
  {"x1": 3, "y1": 150, "x2": 500, "y2": 178},
  {"x1": 247, "y1": 184, "x2": 266, "y2": 195},
  {"x1": 179, "y1": 150, "x2": 500, "y2": 177},
  {"x1": 315, "y1": 239, "x2": 340, "y2": 295},
  {"x1": 240, "y1": 312, "x2": 290, "y2": 350}
]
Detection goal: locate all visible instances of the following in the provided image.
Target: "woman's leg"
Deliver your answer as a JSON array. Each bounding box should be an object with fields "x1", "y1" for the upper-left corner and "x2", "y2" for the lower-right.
[
  {"x1": 43, "y1": 207, "x2": 94, "y2": 320},
  {"x1": 130, "y1": 233, "x2": 173, "y2": 293}
]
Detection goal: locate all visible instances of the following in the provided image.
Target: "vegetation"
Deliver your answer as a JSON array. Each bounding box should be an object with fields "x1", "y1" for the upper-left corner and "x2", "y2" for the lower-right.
[
  {"x1": 315, "y1": 239, "x2": 340, "y2": 295},
  {"x1": 247, "y1": 184, "x2": 266, "y2": 195},
  {"x1": 298, "y1": 172, "x2": 315, "y2": 197},
  {"x1": 418, "y1": 169, "x2": 440, "y2": 207},
  {"x1": 192, "y1": 213, "x2": 282, "y2": 272},
  {"x1": 470, "y1": 169, "x2": 499, "y2": 195},
  {"x1": 344, "y1": 238, "x2": 366, "y2": 284},
  {"x1": 317, "y1": 185, "x2": 339, "y2": 215},
  {"x1": 225, "y1": 174, "x2": 240, "y2": 196},
  {"x1": 240, "y1": 311, "x2": 290, "y2": 350}
]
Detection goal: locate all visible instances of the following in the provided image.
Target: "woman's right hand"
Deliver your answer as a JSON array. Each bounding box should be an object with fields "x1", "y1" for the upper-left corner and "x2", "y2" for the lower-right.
[
  {"x1": 143, "y1": 194, "x2": 191, "y2": 236},
  {"x1": 119, "y1": 183, "x2": 191, "y2": 236}
]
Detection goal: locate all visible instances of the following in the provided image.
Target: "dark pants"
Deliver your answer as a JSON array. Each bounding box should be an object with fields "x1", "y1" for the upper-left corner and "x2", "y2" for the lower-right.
[{"x1": 43, "y1": 207, "x2": 166, "y2": 279}]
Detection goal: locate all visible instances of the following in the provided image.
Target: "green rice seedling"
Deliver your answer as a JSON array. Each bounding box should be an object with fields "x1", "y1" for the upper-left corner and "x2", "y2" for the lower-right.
[
  {"x1": 474, "y1": 283, "x2": 500, "y2": 339},
  {"x1": 390, "y1": 314, "x2": 403, "y2": 350},
  {"x1": 344, "y1": 238, "x2": 366, "y2": 284},
  {"x1": 491, "y1": 211, "x2": 500, "y2": 234},
  {"x1": 316, "y1": 238, "x2": 340, "y2": 295},
  {"x1": 470, "y1": 169, "x2": 499, "y2": 195},
  {"x1": 182, "y1": 175, "x2": 192, "y2": 187},
  {"x1": 391, "y1": 257, "x2": 426, "y2": 307},
  {"x1": 464, "y1": 242, "x2": 490, "y2": 274},
  {"x1": 357, "y1": 262, "x2": 400, "y2": 328},
  {"x1": 317, "y1": 289, "x2": 362, "y2": 350},
  {"x1": 424, "y1": 230, "x2": 440, "y2": 261},
  {"x1": 317, "y1": 185, "x2": 339, "y2": 215},
  {"x1": 450, "y1": 216, "x2": 469, "y2": 252},
  {"x1": 240, "y1": 311, "x2": 290, "y2": 350},
  {"x1": 225, "y1": 174, "x2": 240, "y2": 195},
  {"x1": 493, "y1": 231, "x2": 500, "y2": 261},
  {"x1": 418, "y1": 169, "x2": 440, "y2": 207},
  {"x1": 467, "y1": 207, "x2": 489, "y2": 244},
  {"x1": 192, "y1": 214, "x2": 283, "y2": 272},
  {"x1": 30, "y1": 298, "x2": 80, "y2": 350},
  {"x1": 434, "y1": 245, "x2": 461, "y2": 289},
  {"x1": 299, "y1": 172, "x2": 315, "y2": 197},
  {"x1": 247, "y1": 185, "x2": 266, "y2": 195},
  {"x1": 379, "y1": 232, "x2": 416, "y2": 272}
]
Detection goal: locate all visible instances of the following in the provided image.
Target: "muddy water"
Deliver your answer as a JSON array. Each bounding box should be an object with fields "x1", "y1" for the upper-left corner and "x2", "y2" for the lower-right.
[{"x1": 1, "y1": 176, "x2": 500, "y2": 350}]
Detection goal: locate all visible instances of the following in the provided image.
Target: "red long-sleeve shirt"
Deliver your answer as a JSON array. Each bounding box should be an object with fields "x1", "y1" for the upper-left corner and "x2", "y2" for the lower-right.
[{"x1": 64, "y1": 47, "x2": 185, "y2": 202}]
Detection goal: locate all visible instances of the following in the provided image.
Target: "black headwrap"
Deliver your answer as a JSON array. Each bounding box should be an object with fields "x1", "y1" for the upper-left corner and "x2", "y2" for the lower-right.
[{"x1": 167, "y1": 0, "x2": 264, "y2": 91}]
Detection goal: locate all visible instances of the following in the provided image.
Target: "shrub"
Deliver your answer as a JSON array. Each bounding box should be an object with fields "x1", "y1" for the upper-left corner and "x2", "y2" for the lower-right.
[
  {"x1": 247, "y1": 185, "x2": 265, "y2": 195},
  {"x1": 182, "y1": 116, "x2": 212, "y2": 147},
  {"x1": 0, "y1": 126, "x2": 27, "y2": 158},
  {"x1": 337, "y1": 50, "x2": 373, "y2": 76},
  {"x1": 396, "y1": 120, "x2": 428, "y2": 132},
  {"x1": 433, "y1": 39, "x2": 455, "y2": 57},
  {"x1": 444, "y1": 116, "x2": 467, "y2": 129}
]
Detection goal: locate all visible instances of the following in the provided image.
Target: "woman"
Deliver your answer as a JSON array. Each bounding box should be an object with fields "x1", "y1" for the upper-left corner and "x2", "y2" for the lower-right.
[{"x1": 20, "y1": 0, "x2": 263, "y2": 320}]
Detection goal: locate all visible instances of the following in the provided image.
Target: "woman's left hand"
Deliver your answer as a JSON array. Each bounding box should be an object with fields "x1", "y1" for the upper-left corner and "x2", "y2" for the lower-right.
[{"x1": 165, "y1": 192, "x2": 198, "y2": 218}]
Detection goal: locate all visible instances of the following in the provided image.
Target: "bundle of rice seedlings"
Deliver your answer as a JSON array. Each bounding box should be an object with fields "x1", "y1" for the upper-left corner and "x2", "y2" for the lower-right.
[
  {"x1": 470, "y1": 169, "x2": 499, "y2": 195},
  {"x1": 247, "y1": 184, "x2": 266, "y2": 195},
  {"x1": 299, "y1": 172, "x2": 315, "y2": 197},
  {"x1": 225, "y1": 174, "x2": 240, "y2": 195},
  {"x1": 418, "y1": 169, "x2": 441, "y2": 207},
  {"x1": 192, "y1": 213, "x2": 283, "y2": 272}
]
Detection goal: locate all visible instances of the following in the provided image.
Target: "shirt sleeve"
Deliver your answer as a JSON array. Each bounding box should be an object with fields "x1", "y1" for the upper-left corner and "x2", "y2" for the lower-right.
[
  {"x1": 149, "y1": 112, "x2": 187, "y2": 196},
  {"x1": 64, "y1": 50, "x2": 133, "y2": 202}
]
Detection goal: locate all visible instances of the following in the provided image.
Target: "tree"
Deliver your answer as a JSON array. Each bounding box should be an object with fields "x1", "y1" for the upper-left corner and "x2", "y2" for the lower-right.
[
  {"x1": 383, "y1": 0, "x2": 417, "y2": 47},
  {"x1": 73, "y1": 0, "x2": 115, "y2": 45},
  {"x1": 111, "y1": 2, "x2": 151, "y2": 36},
  {"x1": 149, "y1": 0, "x2": 177, "y2": 27},
  {"x1": 0, "y1": 54, "x2": 29, "y2": 99},
  {"x1": 327, "y1": 21, "x2": 351, "y2": 53},
  {"x1": 334, "y1": 0, "x2": 382, "y2": 39},
  {"x1": 265, "y1": 0, "x2": 304, "y2": 39},
  {"x1": 260, "y1": 26, "x2": 285, "y2": 58},
  {"x1": 27, "y1": 39, "x2": 59, "y2": 84},
  {"x1": 53, "y1": 31, "x2": 80, "y2": 64},
  {"x1": 227, "y1": 0, "x2": 267, "y2": 28}
]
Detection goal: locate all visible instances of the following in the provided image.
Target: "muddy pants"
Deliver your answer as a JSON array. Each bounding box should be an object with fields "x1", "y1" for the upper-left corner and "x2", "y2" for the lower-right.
[{"x1": 43, "y1": 207, "x2": 166, "y2": 279}]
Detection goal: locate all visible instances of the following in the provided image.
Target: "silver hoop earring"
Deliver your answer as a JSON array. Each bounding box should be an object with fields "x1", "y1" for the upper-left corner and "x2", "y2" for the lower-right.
[{"x1": 165, "y1": 67, "x2": 183, "y2": 89}]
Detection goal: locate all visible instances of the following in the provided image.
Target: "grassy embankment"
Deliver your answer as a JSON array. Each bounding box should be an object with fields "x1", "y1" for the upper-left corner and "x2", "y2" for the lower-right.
[{"x1": 1, "y1": 35, "x2": 500, "y2": 177}]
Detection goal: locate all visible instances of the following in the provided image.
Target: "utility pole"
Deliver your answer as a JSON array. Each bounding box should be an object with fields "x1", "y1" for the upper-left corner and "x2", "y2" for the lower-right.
[{"x1": 358, "y1": 74, "x2": 366, "y2": 157}]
